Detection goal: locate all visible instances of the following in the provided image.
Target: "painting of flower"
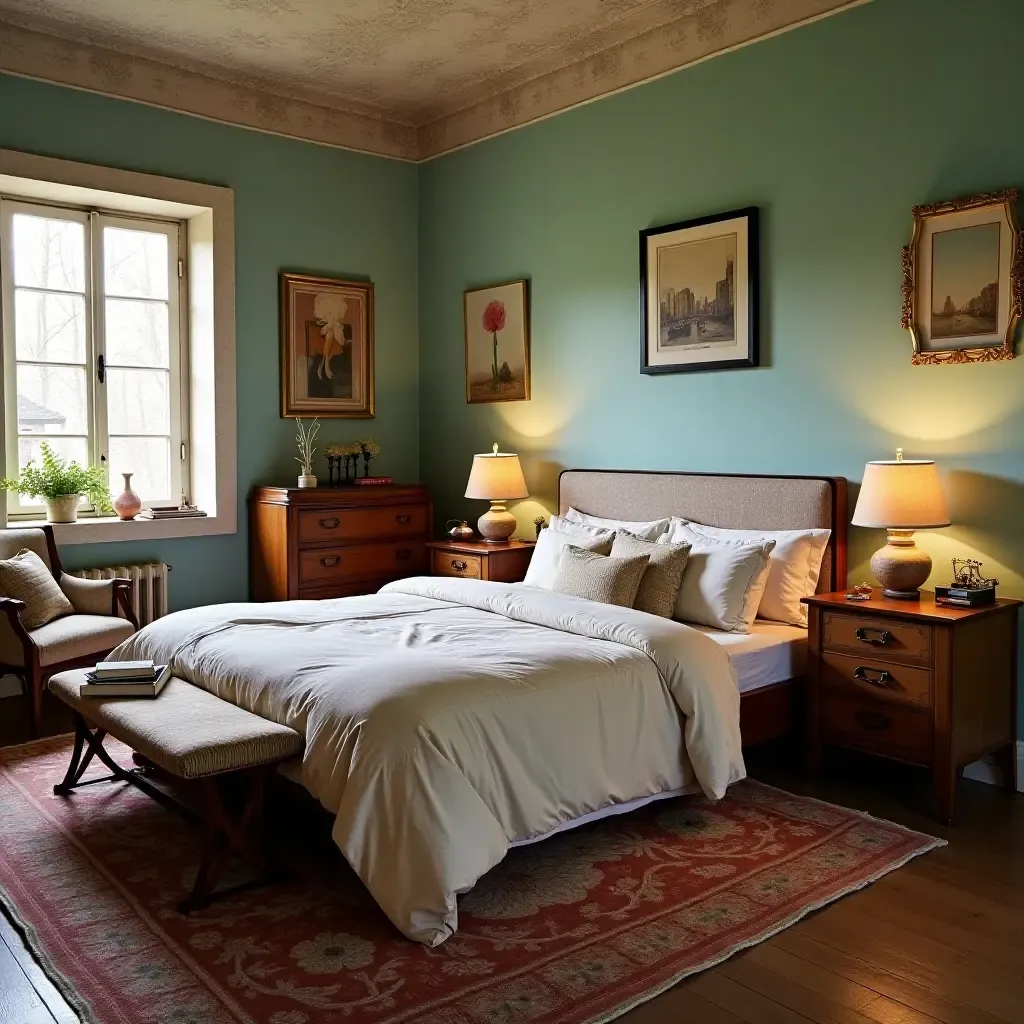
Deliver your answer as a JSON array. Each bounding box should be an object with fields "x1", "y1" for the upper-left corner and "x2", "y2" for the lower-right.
[
  {"x1": 464, "y1": 280, "x2": 530, "y2": 403},
  {"x1": 281, "y1": 273, "x2": 374, "y2": 417}
]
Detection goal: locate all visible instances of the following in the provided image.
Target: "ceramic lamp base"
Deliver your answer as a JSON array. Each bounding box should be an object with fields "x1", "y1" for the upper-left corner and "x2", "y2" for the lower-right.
[
  {"x1": 477, "y1": 502, "x2": 517, "y2": 543},
  {"x1": 870, "y1": 530, "x2": 931, "y2": 599}
]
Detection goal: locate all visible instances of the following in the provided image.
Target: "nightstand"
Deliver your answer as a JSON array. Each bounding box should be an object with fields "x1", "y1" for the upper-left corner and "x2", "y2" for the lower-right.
[
  {"x1": 803, "y1": 591, "x2": 1021, "y2": 825},
  {"x1": 426, "y1": 538, "x2": 535, "y2": 583}
]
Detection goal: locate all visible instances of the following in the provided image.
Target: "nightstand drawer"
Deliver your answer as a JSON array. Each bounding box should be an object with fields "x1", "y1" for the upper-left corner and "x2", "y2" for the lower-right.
[
  {"x1": 822, "y1": 612, "x2": 932, "y2": 665},
  {"x1": 432, "y1": 550, "x2": 482, "y2": 579},
  {"x1": 821, "y1": 652, "x2": 932, "y2": 707},
  {"x1": 821, "y1": 694, "x2": 931, "y2": 765}
]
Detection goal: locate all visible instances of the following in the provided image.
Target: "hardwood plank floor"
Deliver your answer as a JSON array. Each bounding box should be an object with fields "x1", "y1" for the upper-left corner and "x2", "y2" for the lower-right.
[{"x1": 0, "y1": 696, "x2": 1021, "y2": 1024}]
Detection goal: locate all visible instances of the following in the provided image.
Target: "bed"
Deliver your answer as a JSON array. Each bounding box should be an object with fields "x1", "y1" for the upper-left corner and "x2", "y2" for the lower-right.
[{"x1": 111, "y1": 469, "x2": 846, "y2": 947}]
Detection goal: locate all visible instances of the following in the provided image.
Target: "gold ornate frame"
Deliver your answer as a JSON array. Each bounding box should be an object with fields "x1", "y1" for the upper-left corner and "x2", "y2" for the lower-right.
[{"x1": 902, "y1": 189, "x2": 1022, "y2": 365}]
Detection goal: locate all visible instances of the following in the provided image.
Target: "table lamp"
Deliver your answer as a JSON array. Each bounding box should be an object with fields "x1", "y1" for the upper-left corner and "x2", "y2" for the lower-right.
[
  {"x1": 851, "y1": 448, "x2": 950, "y2": 599},
  {"x1": 465, "y1": 443, "x2": 529, "y2": 543}
]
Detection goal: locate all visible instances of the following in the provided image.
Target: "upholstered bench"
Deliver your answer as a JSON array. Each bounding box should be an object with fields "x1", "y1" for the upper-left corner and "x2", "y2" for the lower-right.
[{"x1": 48, "y1": 670, "x2": 303, "y2": 912}]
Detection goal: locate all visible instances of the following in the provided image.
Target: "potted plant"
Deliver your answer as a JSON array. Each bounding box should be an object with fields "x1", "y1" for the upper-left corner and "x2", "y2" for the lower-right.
[
  {"x1": 295, "y1": 417, "x2": 320, "y2": 488},
  {"x1": 0, "y1": 442, "x2": 112, "y2": 523}
]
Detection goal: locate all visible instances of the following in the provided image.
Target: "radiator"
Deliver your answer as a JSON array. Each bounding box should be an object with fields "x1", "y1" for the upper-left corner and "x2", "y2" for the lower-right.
[{"x1": 70, "y1": 563, "x2": 171, "y2": 626}]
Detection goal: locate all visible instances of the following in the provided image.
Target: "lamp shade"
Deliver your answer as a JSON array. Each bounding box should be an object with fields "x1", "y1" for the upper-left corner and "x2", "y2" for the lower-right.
[
  {"x1": 465, "y1": 446, "x2": 529, "y2": 501},
  {"x1": 852, "y1": 457, "x2": 950, "y2": 530}
]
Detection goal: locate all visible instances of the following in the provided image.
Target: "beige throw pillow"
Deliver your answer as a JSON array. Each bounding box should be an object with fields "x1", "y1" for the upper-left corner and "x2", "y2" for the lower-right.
[
  {"x1": 522, "y1": 516, "x2": 616, "y2": 590},
  {"x1": 553, "y1": 544, "x2": 650, "y2": 608},
  {"x1": 0, "y1": 548, "x2": 74, "y2": 629},
  {"x1": 611, "y1": 530, "x2": 690, "y2": 618}
]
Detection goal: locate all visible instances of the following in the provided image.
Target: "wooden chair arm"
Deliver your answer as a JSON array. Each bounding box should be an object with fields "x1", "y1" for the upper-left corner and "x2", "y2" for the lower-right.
[
  {"x1": 111, "y1": 578, "x2": 139, "y2": 630},
  {"x1": 0, "y1": 596, "x2": 35, "y2": 649}
]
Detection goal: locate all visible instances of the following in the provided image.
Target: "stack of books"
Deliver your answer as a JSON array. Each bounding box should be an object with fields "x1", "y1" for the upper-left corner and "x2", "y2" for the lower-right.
[
  {"x1": 80, "y1": 660, "x2": 172, "y2": 697},
  {"x1": 137, "y1": 505, "x2": 207, "y2": 520}
]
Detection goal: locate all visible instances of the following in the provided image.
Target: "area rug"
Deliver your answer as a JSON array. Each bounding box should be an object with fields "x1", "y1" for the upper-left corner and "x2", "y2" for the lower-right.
[{"x1": 0, "y1": 737, "x2": 943, "y2": 1024}]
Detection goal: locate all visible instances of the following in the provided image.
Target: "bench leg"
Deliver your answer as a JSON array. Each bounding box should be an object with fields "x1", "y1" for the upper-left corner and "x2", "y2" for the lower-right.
[{"x1": 53, "y1": 714, "x2": 133, "y2": 794}]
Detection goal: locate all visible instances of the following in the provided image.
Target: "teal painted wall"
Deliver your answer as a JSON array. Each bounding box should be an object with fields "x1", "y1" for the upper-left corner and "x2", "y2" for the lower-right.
[
  {"x1": 0, "y1": 74, "x2": 419, "y2": 609},
  {"x1": 418, "y1": 0, "x2": 1024, "y2": 727}
]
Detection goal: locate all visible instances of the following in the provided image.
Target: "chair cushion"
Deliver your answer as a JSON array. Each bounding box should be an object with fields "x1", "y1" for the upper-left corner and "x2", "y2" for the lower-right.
[
  {"x1": 0, "y1": 548, "x2": 73, "y2": 629},
  {"x1": 48, "y1": 672, "x2": 304, "y2": 779},
  {"x1": 31, "y1": 614, "x2": 136, "y2": 666}
]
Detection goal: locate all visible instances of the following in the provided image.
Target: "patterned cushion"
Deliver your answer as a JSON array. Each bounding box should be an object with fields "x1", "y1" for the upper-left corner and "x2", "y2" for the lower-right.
[
  {"x1": 31, "y1": 614, "x2": 136, "y2": 666},
  {"x1": 611, "y1": 530, "x2": 691, "y2": 618},
  {"x1": 0, "y1": 548, "x2": 73, "y2": 629},
  {"x1": 48, "y1": 672, "x2": 304, "y2": 780},
  {"x1": 552, "y1": 544, "x2": 650, "y2": 608}
]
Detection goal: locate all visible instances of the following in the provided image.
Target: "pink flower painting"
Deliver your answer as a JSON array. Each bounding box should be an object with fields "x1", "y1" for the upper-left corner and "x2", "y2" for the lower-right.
[
  {"x1": 482, "y1": 300, "x2": 506, "y2": 388},
  {"x1": 464, "y1": 281, "x2": 529, "y2": 403}
]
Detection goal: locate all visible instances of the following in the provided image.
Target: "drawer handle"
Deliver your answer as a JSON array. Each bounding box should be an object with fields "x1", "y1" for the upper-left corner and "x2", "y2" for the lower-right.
[
  {"x1": 855, "y1": 710, "x2": 891, "y2": 732},
  {"x1": 853, "y1": 666, "x2": 891, "y2": 688},
  {"x1": 321, "y1": 555, "x2": 341, "y2": 568},
  {"x1": 395, "y1": 548, "x2": 412, "y2": 561},
  {"x1": 395, "y1": 514, "x2": 412, "y2": 525},
  {"x1": 319, "y1": 517, "x2": 340, "y2": 530},
  {"x1": 855, "y1": 627, "x2": 891, "y2": 646},
  {"x1": 451, "y1": 559, "x2": 468, "y2": 571}
]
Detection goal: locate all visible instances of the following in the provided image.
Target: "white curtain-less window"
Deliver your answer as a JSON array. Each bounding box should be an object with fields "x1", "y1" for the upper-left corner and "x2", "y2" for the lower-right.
[{"x1": 1, "y1": 199, "x2": 188, "y2": 517}]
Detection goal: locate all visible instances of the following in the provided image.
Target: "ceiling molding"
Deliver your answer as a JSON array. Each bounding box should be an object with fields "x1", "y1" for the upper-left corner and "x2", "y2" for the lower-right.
[{"x1": 0, "y1": 0, "x2": 869, "y2": 163}]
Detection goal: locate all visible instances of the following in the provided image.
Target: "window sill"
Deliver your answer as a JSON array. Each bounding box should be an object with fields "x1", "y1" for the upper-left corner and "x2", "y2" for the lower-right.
[{"x1": 15, "y1": 514, "x2": 235, "y2": 545}]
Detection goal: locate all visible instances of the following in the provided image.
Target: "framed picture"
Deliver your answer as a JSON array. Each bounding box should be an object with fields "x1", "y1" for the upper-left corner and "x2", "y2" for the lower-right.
[
  {"x1": 902, "y1": 190, "x2": 1021, "y2": 364},
  {"x1": 640, "y1": 207, "x2": 759, "y2": 374},
  {"x1": 280, "y1": 272, "x2": 374, "y2": 417},
  {"x1": 464, "y1": 279, "x2": 530, "y2": 403}
]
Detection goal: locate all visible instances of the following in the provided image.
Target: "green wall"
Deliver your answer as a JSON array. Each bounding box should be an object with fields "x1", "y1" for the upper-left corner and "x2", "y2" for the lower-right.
[{"x1": 0, "y1": 74, "x2": 419, "y2": 608}]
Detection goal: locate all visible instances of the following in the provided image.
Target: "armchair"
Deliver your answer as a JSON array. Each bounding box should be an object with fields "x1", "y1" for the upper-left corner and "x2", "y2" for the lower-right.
[{"x1": 0, "y1": 525, "x2": 138, "y2": 736}]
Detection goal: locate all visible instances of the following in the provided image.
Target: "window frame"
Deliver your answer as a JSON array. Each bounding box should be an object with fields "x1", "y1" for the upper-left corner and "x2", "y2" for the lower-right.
[{"x1": 0, "y1": 196, "x2": 190, "y2": 518}]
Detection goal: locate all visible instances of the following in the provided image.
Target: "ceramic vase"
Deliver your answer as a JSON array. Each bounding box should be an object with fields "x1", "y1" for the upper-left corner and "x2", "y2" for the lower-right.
[
  {"x1": 114, "y1": 472, "x2": 142, "y2": 521},
  {"x1": 44, "y1": 494, "x2": 80, "y2": 524},
  {"x1": 298, "y1": 472, "x2": 317, "y2": 488}
]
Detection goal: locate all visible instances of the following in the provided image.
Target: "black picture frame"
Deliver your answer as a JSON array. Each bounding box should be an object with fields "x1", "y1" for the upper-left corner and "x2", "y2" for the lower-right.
[{"x1": 639, "y1": 206, "x2": 759, "y2": 374}]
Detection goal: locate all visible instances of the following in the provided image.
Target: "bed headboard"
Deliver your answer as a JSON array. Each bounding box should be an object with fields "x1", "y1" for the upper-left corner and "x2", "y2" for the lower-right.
[{"x1": 558, "y1": 470, "x2": 847, "y2": 594}]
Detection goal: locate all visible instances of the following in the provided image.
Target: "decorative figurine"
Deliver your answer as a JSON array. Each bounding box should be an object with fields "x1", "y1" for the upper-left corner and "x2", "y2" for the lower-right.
[
  {"x1": 936, "y1": 558, "x2": 998, "y2": 607},
  {"x1": 447, "y1": 519, "x2": 475, "y2": 540}
]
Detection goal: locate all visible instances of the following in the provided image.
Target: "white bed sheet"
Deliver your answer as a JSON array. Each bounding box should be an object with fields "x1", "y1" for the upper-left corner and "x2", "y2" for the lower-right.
[{"x1": 695, "y1": 620, "x2": 808, "y2": 693}]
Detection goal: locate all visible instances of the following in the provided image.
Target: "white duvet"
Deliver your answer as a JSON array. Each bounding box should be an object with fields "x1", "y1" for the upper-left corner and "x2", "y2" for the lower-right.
[{"x1": 111, "y1": 577, "x2": 744, "y2": 945}]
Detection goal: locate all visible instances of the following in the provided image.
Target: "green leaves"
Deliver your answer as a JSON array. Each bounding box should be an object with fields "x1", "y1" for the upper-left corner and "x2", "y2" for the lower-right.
[{"x1": 0, "y1": 442, "x2": 113, "y2": 513}]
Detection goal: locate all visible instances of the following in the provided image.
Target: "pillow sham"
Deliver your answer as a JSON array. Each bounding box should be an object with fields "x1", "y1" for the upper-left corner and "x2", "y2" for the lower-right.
[
  {"x1": 668, "y1": 519, "x2": 830, "y2": 626},
  {"x1": 0, "y1": 548, "x2": 74, "y2": 630},
  {"x1": 565, "y1": 507, "x2": 670, "y2": 541},
  {"x1": 610, "y1": 530, "x2": 690, "y2": 618},
  {"x1": 522, "y1": 516, "x2": 615, "y2": 590},
  {"x1": 552, "y1": 544, "x2": 650, "y2": 608},
  {"x1": 663, "y1": 527, "x2": 776, "y2": 632}
]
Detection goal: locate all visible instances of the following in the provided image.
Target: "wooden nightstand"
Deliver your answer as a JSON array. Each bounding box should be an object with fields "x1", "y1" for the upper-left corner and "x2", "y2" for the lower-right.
[
  {"x1": 426, "y1": 538, "x2": 535, "y2": 583},
  {"x1": 803, "y1": 591, "x2": 1021, "y2": 824}
]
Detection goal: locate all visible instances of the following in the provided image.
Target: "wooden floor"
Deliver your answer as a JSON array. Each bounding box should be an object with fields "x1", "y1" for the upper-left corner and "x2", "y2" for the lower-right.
[{"x1": 1, "y1": 693, "x2": 1022, "y2": 1024}]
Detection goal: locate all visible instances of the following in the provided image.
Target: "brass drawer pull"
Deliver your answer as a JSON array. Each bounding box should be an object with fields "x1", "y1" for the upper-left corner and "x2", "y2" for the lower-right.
[
  {"x1": 395, "y1": 514, "x2": 412, "y2": 525},
  {"x1": 451, "y1": 559, "x2": 468, "y2": 572},
  {"x1": 321, "y1": 555, "x2": 341, "y2": 568},
  {"x1": 855, "y1": 627, "x2": 891, "y2": 646},
  {"x1": 855, "y1": 710, "x2": 891, "y2": 732},
  {"x1": 395, "y1": 548, "x2": 412, "y2": 561},
  {"x1": 319, "y1": 517, "x2": 340, "y2": 530},
  {"x1": 853, "y1": 666, "x2": 891, "y2": 687}
]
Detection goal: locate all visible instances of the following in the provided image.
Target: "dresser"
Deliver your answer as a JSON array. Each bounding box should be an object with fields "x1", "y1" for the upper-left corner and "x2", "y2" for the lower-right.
[
  {"x1": 426, "y1": 538, "x2": 535, "y2": 582},
  {"x1": 803, "y1": 590, "x2": 1021, "y2": 824},
  {"x1": 249, "y1": 485, "x2": 431, "y2": 601}
]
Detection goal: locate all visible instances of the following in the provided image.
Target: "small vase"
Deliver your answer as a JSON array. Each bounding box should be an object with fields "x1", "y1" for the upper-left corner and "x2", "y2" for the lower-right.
[
  {"x1": 298, "y1": 473, "x2": 317, "y2": 489},
  {"x1": 44, "y1": 494, "x2": 80, "y2": 524},
  {"x1": 113, "y1": 472, "x2": 142, "y2": 521}
]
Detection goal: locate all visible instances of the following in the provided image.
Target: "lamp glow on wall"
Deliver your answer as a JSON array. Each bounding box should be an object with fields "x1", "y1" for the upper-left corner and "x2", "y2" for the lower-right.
[
  {"x1": 465, "y1": 443, "x2": 529, "y2": 543},
  {"x1": 851, "y1": 448, "x2": 950, "y2": 599}
]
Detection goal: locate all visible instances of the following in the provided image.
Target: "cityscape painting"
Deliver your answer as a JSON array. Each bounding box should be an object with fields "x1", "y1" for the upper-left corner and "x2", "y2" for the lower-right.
[
  {"x1": 930, "y1": 223, "x2": 1000, "y2": 339},
  {"x1": 640, "y1": 208, "x2": 758, "y2": 373}
]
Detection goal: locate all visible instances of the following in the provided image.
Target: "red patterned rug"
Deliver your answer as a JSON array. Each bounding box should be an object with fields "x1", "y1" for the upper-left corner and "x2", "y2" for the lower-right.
[{"x1": 0, "y1": 737, "x2": 943, "y2": 1024}]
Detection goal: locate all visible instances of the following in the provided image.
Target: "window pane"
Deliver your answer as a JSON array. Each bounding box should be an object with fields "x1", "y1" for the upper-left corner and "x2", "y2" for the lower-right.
[
  {"x1": 107, "y1": 368, "x2": 170, "y2": 434},
  {"x1": 12, "y1": 214, "x2": 85, "y2": 292},
  {"x1": 105, "y1": 298, "x2": 169, "y2": 367},
  {"x1": 17, "y1": 364, "x2": 88, "y2": 434},
  {"x1": 14, "y1": 290, "x2": 87, "y2": 363},
  {"x1": 103, "y1": 227, "x2": 168, "y2": 300},
  {"x1": 109, "y1": 436, "x2": 171, "y2": 501}
]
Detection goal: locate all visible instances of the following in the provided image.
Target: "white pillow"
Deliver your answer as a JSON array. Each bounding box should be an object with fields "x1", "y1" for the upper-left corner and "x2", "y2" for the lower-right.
[
  {"x1": 565, "y1": 507, "x2": 670, "y2": 541},
  {"x1": 663, "y1": 525, "x2": 775, "y2": 632},
  {"x1": 523, "y1": 516, "x2": 615, "y2": 590},
  {"x1": 670, "y1": 519, "x2": 830, "y2": 626}
]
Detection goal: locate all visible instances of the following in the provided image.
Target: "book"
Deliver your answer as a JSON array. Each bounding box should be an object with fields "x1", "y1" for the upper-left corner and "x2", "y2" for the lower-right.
[
  {"x1": 92, "y1": 659, "x2": 155, "y2": 680},
  {"x1": 353, "y1": 477, "x2": 392, "y2": 486},
  {"x1": 80, "y1": 664, "x2": 171, "y2": 698},
  {"x1": 935, "y1": 585, "x2": 996, "y2": 607},
  {"x1": 137, "y1": 506, "x2": 208, "y2": 519}
]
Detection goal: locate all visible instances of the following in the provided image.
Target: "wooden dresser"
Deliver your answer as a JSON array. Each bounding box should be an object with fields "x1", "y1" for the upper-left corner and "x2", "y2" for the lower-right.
[{"x1": 249, "y1": 485, "x2": 431, "y2": 601}]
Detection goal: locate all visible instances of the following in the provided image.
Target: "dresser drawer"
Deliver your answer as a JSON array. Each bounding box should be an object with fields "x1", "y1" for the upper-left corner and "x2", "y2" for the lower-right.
[
  {"x1": 299, "y1": 541, "x2": 426, "y2": 584},
  {"x1": 822, "y1": 612, "x2": 932, "y2": 665},
  {"x1": 298, "y1": 504, "x2": 429, "y2": 545},
  {"x1": 821, "y1": 652, "x2": 932, "y2": 707},
  {"x1": 821, "y1": 694, "x2": 932, "y2": 765},
  {"x1": 431, "y1": 549, "x2": 482, "y2": 579}
]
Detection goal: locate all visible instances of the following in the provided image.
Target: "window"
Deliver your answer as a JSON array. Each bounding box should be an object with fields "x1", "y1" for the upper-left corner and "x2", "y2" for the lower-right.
[{"x1": 1, "y1": 199, "x2": 188, "y2": 517}]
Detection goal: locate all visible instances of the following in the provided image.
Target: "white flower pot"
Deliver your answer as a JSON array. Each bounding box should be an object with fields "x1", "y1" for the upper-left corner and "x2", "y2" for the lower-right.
[
  {"x1": 44, "y1": 494, "x2": 80, "y2": 524},
  {"x1": 297, "y1": 474, "x2": 317, "y2": 489}
]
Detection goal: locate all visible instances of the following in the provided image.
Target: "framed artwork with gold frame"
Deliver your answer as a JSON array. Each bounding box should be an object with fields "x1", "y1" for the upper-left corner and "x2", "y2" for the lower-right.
[
  {"x1": 280, "y1": 272, "x2": 374, "y2": 417},
  {"x1": 464, "y1": 279, "x2": 530, "y2": 403},
  {"x1": 902, "y1": 190, "x2": 1022, "y2": 364}
]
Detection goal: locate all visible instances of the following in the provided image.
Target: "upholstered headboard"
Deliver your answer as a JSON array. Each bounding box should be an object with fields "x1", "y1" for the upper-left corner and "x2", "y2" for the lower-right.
[{"x1": 558, "y1": 470, "x2": 847, "y2": 594}]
